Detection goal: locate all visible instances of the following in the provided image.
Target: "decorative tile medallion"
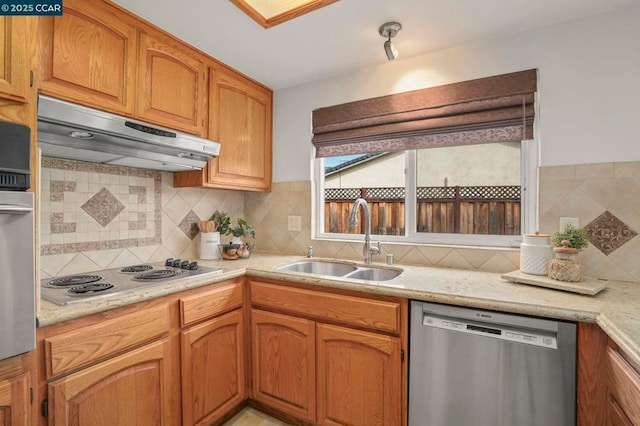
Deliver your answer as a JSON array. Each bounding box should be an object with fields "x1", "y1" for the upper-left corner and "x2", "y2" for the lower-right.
[
  {"x1": 41, "y1": 158, "x2": 162, "y2": 255},
  {"x1": 81, "y1": 187, "x2": 125, "y2": 227},
  {"x1": 179, "y1": 210, "x2": 201, "y2": 240},
  {"x1": 584, "y1": 210, "x2": 637, "y2": 255}
]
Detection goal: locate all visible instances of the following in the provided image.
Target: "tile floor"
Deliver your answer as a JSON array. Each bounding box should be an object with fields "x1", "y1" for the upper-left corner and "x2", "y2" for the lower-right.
[{"x1": 223, "y1": 407, "x2": 289, "y2": 425}]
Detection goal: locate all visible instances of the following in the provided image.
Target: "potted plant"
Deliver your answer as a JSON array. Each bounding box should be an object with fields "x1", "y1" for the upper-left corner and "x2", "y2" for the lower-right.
[
  {"x1": 548, "y1": 224, "x2": 590, "y2": 282},
  {"x1": 210, "y1": 210, "x2": 231, "y2": 236},
  {"x1": 216, "y1": 215, "x2": 255, "y2": 260},
  {"x1": 551, "y1": 224, "x2": 590, "y2": 252},
  {"x1": 229, "y1": 217, "x2": 255, "y2": 244}
]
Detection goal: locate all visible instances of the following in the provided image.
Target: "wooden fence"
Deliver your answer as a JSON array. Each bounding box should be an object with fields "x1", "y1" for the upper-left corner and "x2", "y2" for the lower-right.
[{"x1": 325, "y1": 186, "x2": 521, "y2": 236}]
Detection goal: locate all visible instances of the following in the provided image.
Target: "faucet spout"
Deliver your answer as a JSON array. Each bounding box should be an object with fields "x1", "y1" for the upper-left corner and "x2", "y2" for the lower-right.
[{"x1": 349, "y1": 198, "x2": 381, "y2": 264}]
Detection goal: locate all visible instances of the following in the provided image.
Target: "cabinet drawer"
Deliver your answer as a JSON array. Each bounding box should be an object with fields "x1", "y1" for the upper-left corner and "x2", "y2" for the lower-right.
[
  {"x1": 180, "y1": 278, "x2": 244, "y2": 327},
  {"x1": 250, "y1": 280, "x2": 400, "y2": 334},
  {"x1": 45, "y1": 304, "x2": 170, "y2": 378},
  {"x1": 607, "y1": 346, "x2": 640, "y2": 425}
]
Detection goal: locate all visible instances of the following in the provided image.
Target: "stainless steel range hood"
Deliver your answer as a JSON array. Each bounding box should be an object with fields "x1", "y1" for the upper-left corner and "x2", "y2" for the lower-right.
[{"x1": 37, "y1": 95, "x2": 220, "y2": 172}]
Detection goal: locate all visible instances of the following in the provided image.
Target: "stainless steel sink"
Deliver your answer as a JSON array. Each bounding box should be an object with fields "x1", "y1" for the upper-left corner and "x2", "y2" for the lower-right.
[
  {"x1": 276, "y1": 259, "x2": 402, "y2": 282},
  {"x1": 344, "y1": 267, "x2": 401, "y2": 281},
  {"x1": 277, "y1": 260, "x2": 357, "y2": 277}
]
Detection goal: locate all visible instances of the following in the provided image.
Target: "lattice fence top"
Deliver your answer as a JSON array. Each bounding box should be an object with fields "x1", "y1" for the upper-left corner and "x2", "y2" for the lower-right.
[
  {"x1": 366, "y1": 187, "x2": 405, "y2": 200},
  {"x1": 325, "y1": 188, "x2": 362, "y2": 200},
  {"x1": 327, "y1": 185, "x2": 520, "y2": 201},
  {"x1": 417, "y1": 187, "x2": 456, "y2": 199},
  {"x1": 459, "y1": 185, "x2": 521, "y2": 200}
]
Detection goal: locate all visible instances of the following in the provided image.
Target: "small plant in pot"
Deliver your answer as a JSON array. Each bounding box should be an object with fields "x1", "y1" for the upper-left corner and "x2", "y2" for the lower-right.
[
  {"x1": 548, "y1": 224, "x2": 590, "y2": 282},
  {"x1": 218, "y1": 215, "x2": 255, "y2": 260},
  {"x1": 210, "y1": 210, "x2": 231, "y2": 236},
  {"x1": 551, "y1": 224, "x2": 590, "y2": 252},
  {"x1": 229, "y1": 218, "x2": 255, "y2": 244}
]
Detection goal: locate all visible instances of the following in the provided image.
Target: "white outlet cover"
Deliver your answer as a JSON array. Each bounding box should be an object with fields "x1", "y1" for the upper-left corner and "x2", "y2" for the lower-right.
[
  {"x1": 288, "y1": 215, "x2": 302, "y2": 232},
  {"x1": 559, "y1": 217, "x2": 580, "y2": 230}
]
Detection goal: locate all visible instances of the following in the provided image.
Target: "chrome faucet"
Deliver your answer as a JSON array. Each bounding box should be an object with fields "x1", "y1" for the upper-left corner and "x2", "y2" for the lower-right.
[{"x1": 349, "y1": 198, "x2": 381, "y2": 264}]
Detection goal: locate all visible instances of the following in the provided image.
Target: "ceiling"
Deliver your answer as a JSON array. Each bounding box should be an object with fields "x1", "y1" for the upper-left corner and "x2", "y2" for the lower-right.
[{"x1": 113, "y1": 0, "x2": 638, "y2": 90}]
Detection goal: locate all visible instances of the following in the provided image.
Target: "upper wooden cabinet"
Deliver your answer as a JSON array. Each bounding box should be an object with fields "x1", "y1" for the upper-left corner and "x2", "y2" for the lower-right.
[
  {"x1": 136, "y1": 31, "x2": 207, "y2": 136},
  {"x1": 37, "y1": 0, "x2": 137, "y2": 115},
  {"x1": 37, "y1": 0, "x2": 209, "y2": 137},
  {"x1": 174, "y1": 64, "x2": 273, "y2": 192},
  {"x1": 207, "y1": 64, "x2": 272, "y2": 191},
  {"x1": 0, "y1": 17, "x2": 30, "y2": 103}
]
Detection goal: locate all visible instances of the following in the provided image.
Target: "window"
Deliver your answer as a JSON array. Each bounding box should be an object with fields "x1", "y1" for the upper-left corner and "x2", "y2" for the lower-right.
[
  {"x1": 312, "y1": 70, "x2": 538, "y2": 247},
  {"x1": 315, "y1": 140, "x2": 537, "y2": 247}
]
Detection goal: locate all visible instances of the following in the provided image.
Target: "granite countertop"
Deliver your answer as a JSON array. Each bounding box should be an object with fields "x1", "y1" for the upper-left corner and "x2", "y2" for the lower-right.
[{"x1": 38, "y1": 253, "x2": 640, "y2": 370}]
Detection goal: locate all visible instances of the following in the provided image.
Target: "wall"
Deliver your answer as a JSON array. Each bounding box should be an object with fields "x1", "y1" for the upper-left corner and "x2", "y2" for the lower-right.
[
  {"x1": 39, "y1": 158, "x2": 244, "y2": 279},
  {"x1": 249, "y1": 5, "x2": 640, "y2": 280},
  {"x1": 272, "y1": 4, "x2": 640, "y2": 182}
]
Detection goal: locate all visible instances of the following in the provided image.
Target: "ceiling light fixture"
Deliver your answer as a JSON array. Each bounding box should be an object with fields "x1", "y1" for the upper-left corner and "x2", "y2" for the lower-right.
[{"x1": 379, "y1": 21, "x2": 402, "y2": 61}]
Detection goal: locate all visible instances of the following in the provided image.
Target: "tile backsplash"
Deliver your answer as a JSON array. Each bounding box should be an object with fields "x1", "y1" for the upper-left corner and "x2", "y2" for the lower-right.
[
  {"x1": 248, "y1": 160, "x2": 640, "y2": 281},
  {"x1": 245, "y1": 181, "x2": 521, "y2": 274},
  {"x1": 40, "y1": 157, "x2": 640, "y2": 283},
  {"x1": 39, "y1": 158, "x2": 244, "y2": 278},
  {"x1": 539, "y1": 161, "x2": 640, "y2": 282}
]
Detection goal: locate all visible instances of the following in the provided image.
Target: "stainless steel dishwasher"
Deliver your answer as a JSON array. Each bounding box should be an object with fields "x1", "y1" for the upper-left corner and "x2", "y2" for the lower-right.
[{"x1": 409, "y1": 301, "x2": 576, "y2": 426}]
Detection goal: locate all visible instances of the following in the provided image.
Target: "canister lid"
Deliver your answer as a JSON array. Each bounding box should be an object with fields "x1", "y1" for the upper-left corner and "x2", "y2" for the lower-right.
[
  {"x1": 522, "y1": 231, "x2": 552, "y2": 246},
  {"x1": 524, "y1": 231, "x2": 550, "y2": 238}
]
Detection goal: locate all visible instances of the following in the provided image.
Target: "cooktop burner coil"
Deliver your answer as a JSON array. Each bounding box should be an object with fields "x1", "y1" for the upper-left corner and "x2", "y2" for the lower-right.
[
  {"x1": 66, "y1": 283, "x2": 115, "y2": 296},
  {"x1": 133, "y1": 269, "x2": 180, "y2": 281},
  {"x1": 46, "y1": 275, "x2": 103, "y2": 288},
  {"x1": 120, "y1": 264, "x2": 154, "y2": 273}
]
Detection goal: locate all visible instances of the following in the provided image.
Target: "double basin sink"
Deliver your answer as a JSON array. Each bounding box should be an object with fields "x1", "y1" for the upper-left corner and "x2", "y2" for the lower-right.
[{"x1": 276, "y1": 259, "x2": 402, "y2": 282}]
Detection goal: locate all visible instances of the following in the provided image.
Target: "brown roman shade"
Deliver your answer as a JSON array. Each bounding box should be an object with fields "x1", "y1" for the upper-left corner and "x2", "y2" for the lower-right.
[{"x1": 312, "y1": 69, "x2": 537, "y2": 157}]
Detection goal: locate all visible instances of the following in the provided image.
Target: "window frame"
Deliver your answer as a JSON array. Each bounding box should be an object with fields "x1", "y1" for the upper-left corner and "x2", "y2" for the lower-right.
[{"x1": 313, "y1": 139, "x2": 538, "y2": 248}]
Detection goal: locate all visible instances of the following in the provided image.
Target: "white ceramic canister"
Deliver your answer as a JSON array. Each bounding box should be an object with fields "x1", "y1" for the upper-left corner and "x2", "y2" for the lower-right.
[
  {"x1": 519, "y1": 232, "x2": 553, "y2": 275},
  {"x1": 199, "y1": 232, "x2": 221, "y2": 260}
]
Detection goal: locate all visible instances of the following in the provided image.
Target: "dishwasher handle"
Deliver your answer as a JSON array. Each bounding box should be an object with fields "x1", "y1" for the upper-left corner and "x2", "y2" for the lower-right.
[
  {"x1": 0, "y1": 204, "x2": 33, "y2": 214},
  {"x1": 422, "y1": 312, "x2": 558, "y2": 349}
]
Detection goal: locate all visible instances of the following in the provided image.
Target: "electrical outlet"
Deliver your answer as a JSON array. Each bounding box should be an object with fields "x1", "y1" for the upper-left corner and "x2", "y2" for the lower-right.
[
  {"x1": 559, "y1": 217, "x2": 579, "y2": 230},
  {"x1": 288, "y1": 215, "x2": 302, "y2": 232}
]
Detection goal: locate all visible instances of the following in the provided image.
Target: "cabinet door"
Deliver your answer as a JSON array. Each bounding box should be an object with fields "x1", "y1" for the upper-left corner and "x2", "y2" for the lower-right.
[
  {"x1": 0, "y1": 17, "x2": 30, "y2": 102},
  {"x1": 37, "y1": 0, "x2": 137, "y2": 115},
  {"x1": 251, "y1": 309, "x2": 315, "y2": 423},
  {"x1": 207, "y1": 65, "x2": 272, "y2": 191},
  {"x1": 317, "y1": 323, "x2": 402, "y2": 426},
  {"x1": 181, "y1": 309, "x2": 246, "y2": 426},
  {"x1": 48, "y1": 339, "x2": 179, "y2": 426},
  {"x1": 607, "y1": 346, "x2": 640, "y2": 425},
  {"x1": 136, "y1": 31, "x2": 207, "y2": 136},
  {"x1": 0, "y1": 372, "x2": 29, "y2": 426},
  {"x1": 608, "y1": 396, "x2": 633, "y2": 426}
]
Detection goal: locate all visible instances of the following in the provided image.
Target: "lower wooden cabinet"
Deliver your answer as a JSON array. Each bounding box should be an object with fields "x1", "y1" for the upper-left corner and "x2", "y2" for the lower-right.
[
  {"x1": 47, "y1": 338, "x2": 178, "y2": 425},
  {"x1": 251, "y1": 309, "x2": 316, "y2": 423},
  {"x1": 250, "y1": 279, "x2": 407, "y2": 425},
  {"x1": 607, "y1": 346, "x2": 640, "y2": 426},
  {"x1": 608, "y1": 397, "x2": 634, "y2": 426},
  {"x1": 0, "y1": 370, "x2": 30, "y2": 426},
  {"x1": 181, "y1": 308, "x2": 246, "y2": 426},
  {"x1": 316, "y1": 323, "x2": 402, "y2": 426}
]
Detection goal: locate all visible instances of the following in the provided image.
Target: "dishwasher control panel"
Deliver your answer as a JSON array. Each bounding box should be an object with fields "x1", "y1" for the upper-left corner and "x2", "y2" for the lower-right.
[{"x1": 423, "y1": 314, "x2": 558, "y2": 349}]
